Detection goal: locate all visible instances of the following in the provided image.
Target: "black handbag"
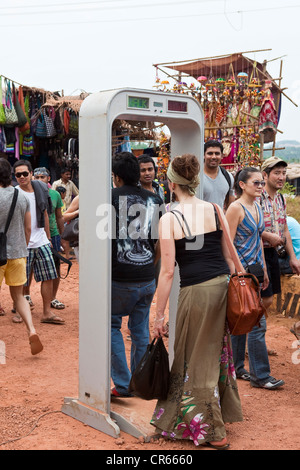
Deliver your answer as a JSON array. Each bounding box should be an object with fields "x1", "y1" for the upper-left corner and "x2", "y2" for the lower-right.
[
  {"x1": 247, "y1": 263, "x2": 265, "y2": 284},
  {"x1": 0, "y1": 189, "x2": 18, "y2": 266},
  {"x1": 129, "y1": 337, "x2": 170, "y2": 401},
  {"x1": 62, "y1": 217, "x2": 79, "y2": 242}
]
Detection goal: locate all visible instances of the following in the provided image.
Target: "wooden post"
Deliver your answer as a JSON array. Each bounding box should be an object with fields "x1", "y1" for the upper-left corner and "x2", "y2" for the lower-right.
[
  {"x1": 272, "y1": 60, "x2": 283, "y2": 156},
  {"x1": 260, "y1": 133, "x2": 265, "y2": 164}
]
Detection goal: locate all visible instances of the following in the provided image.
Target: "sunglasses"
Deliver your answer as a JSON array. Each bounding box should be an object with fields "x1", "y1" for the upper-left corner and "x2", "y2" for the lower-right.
[
  {"x1": 252, "y1": 181, "x2": 266, "y2": 188},
  {"x1": 15, "y1": 171, "x2": 30, "y2": 178}
]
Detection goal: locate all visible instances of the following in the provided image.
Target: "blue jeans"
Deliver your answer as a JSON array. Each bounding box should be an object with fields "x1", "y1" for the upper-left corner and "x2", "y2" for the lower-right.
[
  {"x1": 111, "y1": 279, "x2": 156, "y2": 395},
  {"x1": 231, "y1": 315, "x2": 271, "y2": 386}
]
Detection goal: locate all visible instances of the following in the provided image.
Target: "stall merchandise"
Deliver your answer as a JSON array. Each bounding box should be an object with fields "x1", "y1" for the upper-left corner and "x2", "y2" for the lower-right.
[
  {"x1": 153, "y1": 51, "x2": 297, "y2": 174},
  {"x1": 0, "y1": 75, "x2": 84, "y2": 184}
]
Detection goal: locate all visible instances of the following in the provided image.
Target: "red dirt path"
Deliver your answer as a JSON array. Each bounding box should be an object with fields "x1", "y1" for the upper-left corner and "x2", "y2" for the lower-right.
[{"x1": 0, "y1": 260, "x2": 299, "y2": 451}]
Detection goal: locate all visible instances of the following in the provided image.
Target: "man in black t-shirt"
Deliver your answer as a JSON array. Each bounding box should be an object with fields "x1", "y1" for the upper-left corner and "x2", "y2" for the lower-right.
[{"x1": 111, "y1": 152, "x2": 164, "y2": 398}]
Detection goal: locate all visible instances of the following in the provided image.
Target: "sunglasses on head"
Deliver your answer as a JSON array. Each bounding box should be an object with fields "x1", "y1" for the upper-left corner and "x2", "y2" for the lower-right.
[{"x1": 15, "y1": 171, "x2": 30, "y2": 178}]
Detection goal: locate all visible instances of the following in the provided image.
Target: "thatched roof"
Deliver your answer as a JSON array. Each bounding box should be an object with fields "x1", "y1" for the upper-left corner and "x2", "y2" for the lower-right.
[
  {"x1": 42, "y1": 92, "x2": 89, "y2": 114},
  {"x1": 287, "y1": 164, "x2": 300, "y2": 180}
]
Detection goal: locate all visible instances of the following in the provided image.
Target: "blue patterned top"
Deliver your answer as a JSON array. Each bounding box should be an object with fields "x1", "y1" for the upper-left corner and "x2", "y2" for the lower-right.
[{"x1": 234, "y1": 202, "x2": 265, "y2": 269}]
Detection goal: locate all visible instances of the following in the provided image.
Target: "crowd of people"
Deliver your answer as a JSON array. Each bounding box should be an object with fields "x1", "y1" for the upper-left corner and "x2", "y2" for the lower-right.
[
  {"x1": 1, "y1": 140, "x2": 300, "y2": 449},
  {"x1": 0, "y1": 158, "x2": 79, "y2": 352},
  {"x1": 109, "y1": 144, "x2": 300, "y2": 449}
]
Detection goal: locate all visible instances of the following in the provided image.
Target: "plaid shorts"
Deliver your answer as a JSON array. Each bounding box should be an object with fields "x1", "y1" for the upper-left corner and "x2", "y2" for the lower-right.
[{"x1": 25, "y1": 244, "x2": 57, "y2": 285}]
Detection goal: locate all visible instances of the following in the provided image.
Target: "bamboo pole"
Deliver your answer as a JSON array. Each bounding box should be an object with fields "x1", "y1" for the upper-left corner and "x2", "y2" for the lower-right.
[
  {"x1": 243, "y1": 56, "x2": 298, "y2": 108},
  {"x1": 273, "y1": 59, "x2": 284, "y2": 156}
]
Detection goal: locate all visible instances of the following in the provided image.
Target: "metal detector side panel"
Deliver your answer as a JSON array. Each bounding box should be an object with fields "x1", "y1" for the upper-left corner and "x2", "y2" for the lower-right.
[{"x1": 73, "y1": 89, "x2": 204, "y2": 423}]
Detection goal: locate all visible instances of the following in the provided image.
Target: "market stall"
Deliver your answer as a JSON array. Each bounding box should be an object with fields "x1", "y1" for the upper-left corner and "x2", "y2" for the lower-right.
[
  {"x1": 0, "y1": 75, "x2": 84, "y2": 185},
  {"x1": 153, "y1": 50, "x2": 298, "y2": 173}
]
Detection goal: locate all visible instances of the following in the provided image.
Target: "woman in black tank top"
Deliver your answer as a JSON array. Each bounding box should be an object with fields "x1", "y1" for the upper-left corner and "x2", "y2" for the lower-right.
[{"x1": 151, "y1": 155, "x2": 243, "y2": 449}]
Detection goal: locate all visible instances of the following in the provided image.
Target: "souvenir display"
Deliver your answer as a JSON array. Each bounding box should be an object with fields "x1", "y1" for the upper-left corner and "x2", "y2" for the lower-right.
[
  {"x1": 153, "y1": 53, "x2": 284, "y2": 171},
  {"x1": 0, "y1": 75, "x2": 83, "y2": 185}
]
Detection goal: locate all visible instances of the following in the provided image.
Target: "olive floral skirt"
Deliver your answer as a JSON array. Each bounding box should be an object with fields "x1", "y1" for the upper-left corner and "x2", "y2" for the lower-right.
[{"x1": 151, "y1": 275, "x2": 243, "y2": 446}]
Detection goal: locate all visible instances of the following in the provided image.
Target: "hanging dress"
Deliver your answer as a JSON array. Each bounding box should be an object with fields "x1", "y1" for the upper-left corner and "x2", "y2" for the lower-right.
[{"x1": 259, "y1": 90, "x2": 278, "y2": 143}]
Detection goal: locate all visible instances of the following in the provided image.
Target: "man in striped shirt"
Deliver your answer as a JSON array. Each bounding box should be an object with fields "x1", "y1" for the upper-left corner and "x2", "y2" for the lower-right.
[{"x1": 260, "y1": 157, "x2": 300, "y2": 309}]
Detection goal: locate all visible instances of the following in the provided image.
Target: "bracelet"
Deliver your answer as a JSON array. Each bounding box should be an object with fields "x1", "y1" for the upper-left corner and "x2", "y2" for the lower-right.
[{"x1": 154, "y1": 316, "x2": 165, "y2": 323}]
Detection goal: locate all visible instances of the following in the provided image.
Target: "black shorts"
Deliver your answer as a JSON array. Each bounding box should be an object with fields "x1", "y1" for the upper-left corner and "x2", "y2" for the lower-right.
[{"x1": 261, "y1": 248, "x2": 282, "y2": 298}]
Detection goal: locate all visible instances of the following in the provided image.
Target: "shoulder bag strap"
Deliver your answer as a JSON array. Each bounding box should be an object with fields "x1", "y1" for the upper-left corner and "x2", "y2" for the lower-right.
[
  {"x1": 4, "y1": 188, "x2": 18, "y2": 234},
  {"x1": 51, "y1": 248, "x2": 72, "y2": 279},
  {"x1": 212, "y1": 203, "x2": 244, "y2": 274}
]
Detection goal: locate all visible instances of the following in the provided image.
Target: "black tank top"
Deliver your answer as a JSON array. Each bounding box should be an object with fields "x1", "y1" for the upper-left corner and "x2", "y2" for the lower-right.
[{"x1": 172, "y1": 206, "x2": 230, "y2": 288}]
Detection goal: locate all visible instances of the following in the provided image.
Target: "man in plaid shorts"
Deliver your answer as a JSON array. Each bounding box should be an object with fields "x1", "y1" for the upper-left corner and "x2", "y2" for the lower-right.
[{"x1": 13, "y1": 160, "x2": 65, "y2": 325}]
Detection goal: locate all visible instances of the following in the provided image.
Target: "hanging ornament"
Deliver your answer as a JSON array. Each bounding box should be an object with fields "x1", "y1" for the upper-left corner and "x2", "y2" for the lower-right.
[{"x1": 237, "y1": 72, "x2": 249, "y2": 86}]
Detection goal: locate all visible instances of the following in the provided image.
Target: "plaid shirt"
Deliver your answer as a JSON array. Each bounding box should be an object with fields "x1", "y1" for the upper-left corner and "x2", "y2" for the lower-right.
[{"x1": 259, "y1": 190, "x2": 286, "y2": 248}]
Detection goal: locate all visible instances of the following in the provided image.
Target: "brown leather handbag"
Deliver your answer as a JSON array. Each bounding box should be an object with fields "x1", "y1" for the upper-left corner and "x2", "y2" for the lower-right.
[{"x1": 213, "y1": 204, "x2": 266, "y2": 336}]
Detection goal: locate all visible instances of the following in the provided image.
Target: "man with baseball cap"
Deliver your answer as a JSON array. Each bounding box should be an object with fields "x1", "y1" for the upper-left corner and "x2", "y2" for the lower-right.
[
  {"x1": 257, "y1": 156, "x2": 300, "y2": 389},
  {"x1": 33, "y1": 168, "x2": 65, "y2": 311}
]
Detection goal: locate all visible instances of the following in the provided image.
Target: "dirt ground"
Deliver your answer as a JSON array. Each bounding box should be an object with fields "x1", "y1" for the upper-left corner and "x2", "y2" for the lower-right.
[{"x1": 0, "y1": 259, "x2": 299, "y2": 451}]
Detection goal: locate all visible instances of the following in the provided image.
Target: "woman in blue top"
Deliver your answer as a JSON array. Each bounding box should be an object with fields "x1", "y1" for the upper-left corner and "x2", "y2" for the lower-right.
[{"x1": 226, "y1": 167, "x2": 285, "y2": 390}]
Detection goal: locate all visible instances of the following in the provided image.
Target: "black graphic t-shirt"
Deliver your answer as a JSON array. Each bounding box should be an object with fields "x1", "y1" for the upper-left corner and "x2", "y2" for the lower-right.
[{"x1": 112, "y1": 185, "x2": 164, "y2": 282}]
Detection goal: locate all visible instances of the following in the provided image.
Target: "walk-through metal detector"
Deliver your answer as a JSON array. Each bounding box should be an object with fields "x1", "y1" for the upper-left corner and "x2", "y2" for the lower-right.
[{"x1": 62, "y1": 88, "x2": 204, "y2": 441}]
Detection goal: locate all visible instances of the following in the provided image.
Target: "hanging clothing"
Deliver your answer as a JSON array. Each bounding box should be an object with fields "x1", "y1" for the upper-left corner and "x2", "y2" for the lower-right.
[{"x1": 259, "y1": 90, "x2": 278, "y2": 143}]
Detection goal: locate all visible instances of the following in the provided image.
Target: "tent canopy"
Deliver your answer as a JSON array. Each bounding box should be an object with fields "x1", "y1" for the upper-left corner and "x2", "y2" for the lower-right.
[
  {"x1": 165, "y1": 53, "x2": 271, "y2": 82},
  {"x1": 156, "y1": 52, "x2": 281, "y2": 110}
]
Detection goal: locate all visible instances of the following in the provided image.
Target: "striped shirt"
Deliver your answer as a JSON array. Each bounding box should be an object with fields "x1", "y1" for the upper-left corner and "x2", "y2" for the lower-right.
[
  {"x1": 259, "y1": 190, "x2": 286, "y2": 248},
  {"x1": 234, "y1": 202, "x2": 265, "y2": 269}
]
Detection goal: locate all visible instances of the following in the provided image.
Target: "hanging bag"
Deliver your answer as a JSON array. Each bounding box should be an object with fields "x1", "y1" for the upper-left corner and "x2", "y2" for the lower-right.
[
  {"x1": 4, "y1": 79, "x2": 18, "y2": 127},
  {"x1": 18, "y1": 86, "x2": 30, "y2": 133},
  {"x1": 44, "y1": 107, "x2": 57, "y2": 138},
  {"x1": 129, "y1": 336, "x2": 170, "y2": 401},
  {"x1": 35, "y1": 109, "x2": 47, "y2": 138},
  {"x1": 0, "y1": 76, "x2": 6, "y2": 125},
  {"x1": 61, "y1": 217, "x2": 79, "y2": 242},
  {"x1": 213, "y1": 203, "x2": 266, "y2": 336},
  {"x1": 13, "y1": 84, "x2": 28, "y2": 128},
  {"x1": 0, "y1": 189, "x2": 19, "y2": 266}
]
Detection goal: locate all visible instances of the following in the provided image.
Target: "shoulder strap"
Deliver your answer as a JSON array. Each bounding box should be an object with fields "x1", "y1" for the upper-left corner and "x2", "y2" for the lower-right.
[
  {"x1": 171, "y1": 209, "x2": 193, "y2": 239},
  {"x1": 4, "y1": 188, "x2": 18, "y2": 234},
  {"x1": 212, "y1": 204, "x2": 221, "y2": 230},
  {"x1": 220, "y1": 166, "x2": 231, "y2": 189},
  {"x1": 51, "y1": 248, "x2": 72, "y2": 279},
  {"x1": 212, "y1": 203, "x2": 244, "y2": 274}
]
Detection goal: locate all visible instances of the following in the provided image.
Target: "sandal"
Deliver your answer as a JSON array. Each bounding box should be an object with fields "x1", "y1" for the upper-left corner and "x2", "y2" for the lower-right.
[
  {"x1": 24, "y1": 295, "x2": 34, "y2": 310},
  {"x1": 267, "y1": 348, "x2": 278, "y2": 357},
  {"x1": 51, "y1": 299, "x2": 65, "y2": 310},
  {"x1": 290, "y1": 322, "x2": 300, "y2": 341},
  {"x1": 202, "y1": 441, "x2": 230, "y2": 451},
  {"x1": 41, "y1": 315, "x2": 65, "y2": 325},
  {"x1": 12, "y1": 314, "x2": 23, "y2": 324}
]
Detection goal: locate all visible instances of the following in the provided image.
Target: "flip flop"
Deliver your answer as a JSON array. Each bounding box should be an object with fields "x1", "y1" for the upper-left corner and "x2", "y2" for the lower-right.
[
  {"x1": 29, "y1": 334, "x2": 44, "y2": 356},
  {"x1": 50, "y1": 299, "x2": 65, "y2": 310},
  {"x1": 41, "y1": 316, "x2": 65, "y2": 325},
  {"x1": 290, "y1": 323, "x2": 300, "y2": 341},
  {"x1": 12, "y1": 314, "x2": 23, "y2": 324},
  {"x1": 202, "y1": 442, "x2": 230, "y2": 451}
]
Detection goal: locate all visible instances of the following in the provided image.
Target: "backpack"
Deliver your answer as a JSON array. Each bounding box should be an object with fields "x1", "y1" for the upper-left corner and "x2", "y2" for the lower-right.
[{"x1": 0, "y1": 189, "x2": 18, "y2": 266}]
